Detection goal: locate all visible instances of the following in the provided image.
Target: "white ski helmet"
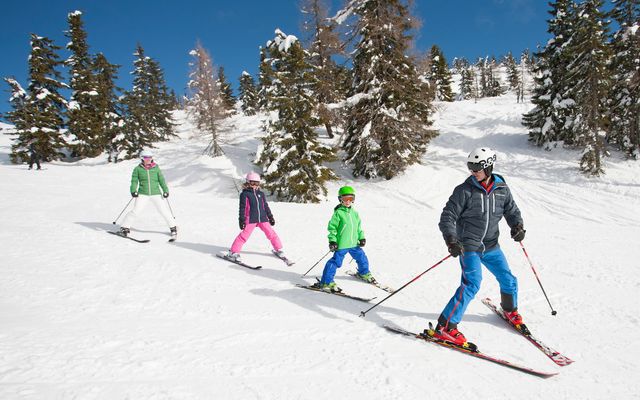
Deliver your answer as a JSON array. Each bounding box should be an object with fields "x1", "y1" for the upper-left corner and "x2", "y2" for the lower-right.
[
  {"x1": 140, "y1": 149, "x2": 153, "y2": 159},
  {"x1": 467, "y1": 147, "x2": 496, "y2": 174}
]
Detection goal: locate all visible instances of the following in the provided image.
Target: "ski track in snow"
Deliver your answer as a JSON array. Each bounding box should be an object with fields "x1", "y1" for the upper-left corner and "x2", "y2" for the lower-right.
[{"x1": 1, "y1": 96, "x2": 639, "y2": 399}]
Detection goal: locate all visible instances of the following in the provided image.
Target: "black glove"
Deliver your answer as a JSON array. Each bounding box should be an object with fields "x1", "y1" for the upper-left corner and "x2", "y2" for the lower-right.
[
  {"x1": 445, "y1": 236, "x2": 463, "y2": 258},
  {"x1": 268, "y1": 216, "x2": 275, "y2": 226},
  {"x1": 239, "y1": 219, "x2": 246, "y2": 230},
  {"x1": 131, "y1": 192, "x2": 138, "y2": 198},
  {"x1": 359, "y1": 238, "x2": 366, "y2": 247},
  {"x1": 511, "y1": 224, "x2": 526, "y2": 242},
  {"x1": 163, "y1": 192, "x2": 169, "y2": 198},
  {"x1": 329, "y1": 241, "x2": 338, "y2": 252}
]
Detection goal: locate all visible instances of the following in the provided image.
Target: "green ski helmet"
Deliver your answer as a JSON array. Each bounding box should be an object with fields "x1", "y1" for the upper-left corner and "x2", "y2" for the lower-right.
[{"x1": 338, "y1": 186, "x2": 355, "y2": 198}]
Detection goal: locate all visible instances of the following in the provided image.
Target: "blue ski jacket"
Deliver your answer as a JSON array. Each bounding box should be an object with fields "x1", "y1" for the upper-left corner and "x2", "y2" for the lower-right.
[{"x1": 239, "y1": 187, "x2": 273, "y2": 224}]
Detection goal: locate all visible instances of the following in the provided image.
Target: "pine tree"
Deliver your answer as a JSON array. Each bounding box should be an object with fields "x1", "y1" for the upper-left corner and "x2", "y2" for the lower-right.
[
  {"x1": 607, "y1": 0, "x2": 640, "y2": 158},
  {"x1": 567, "y1": 0, "x2": 610, "y2": 175},
  {"x1": 300, "y1": 0, "x2": 345, "y2": 138},
  {"x1": 257, "y1": 47, "x2": 273, "y2": 111},
  {"x1": 504, "y1": 51, "x2": 520, "y2": 91},
  {"x1": 429, "y1": 45, "x2": 454, "y2": 102},
  {"x1": 4, "y1": 34, "x2": 67, "y2": 164},
  {"x1": 238, "y1": 71, "x2": 259, "y2": 116},
  {"x1": 217, "y1": 66, "x2": 236, "y2": 113},
  {"x1": 339, "y1": 0, "x2": 437, "y2": 179},
  {"x1": 522, "y1": 0, "x2": 578, "y2": 148},
  {"x1": 187, "y1": 43, "x2": 225, "y2": 156},
  {"x1": 256, "y1": 30, "x2": 337, "y2": 203},
  {"x1": 65, "y1": 10, "x2": 104, "y2": 158},
  {"x1": 120, "y1": 45, "x2": 175, "y2": 159},
  {"x1": 92, "y1": 53, "x2": 123, "y2": 162},
  {"x1": 459, "y1": 64, "x2": 474, "y2": 100}
]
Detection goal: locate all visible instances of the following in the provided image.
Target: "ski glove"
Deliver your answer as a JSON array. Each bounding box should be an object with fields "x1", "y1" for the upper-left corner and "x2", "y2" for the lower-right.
[
  {"x1": 358, "y1": 239, "x2": 366, "y2": 247},
  {"x1": 268, "y1": 216, "x2": 275, "y2": 226},
  {"x1": 329, "y1": 241, "x2": 338, "y2": 252},
  {"x1": 131, "y1": 192, "x2": 138, "y2": 198},
  {"x1": 511, "y1": 224, "x2": 526, "y2": 242},
  {"x1": 239, "y1": 219, "x2": 246, "y2": 230},
  {"x1": 163, "y1": 192, "x2": 169, "y2": 198},
  {"x1": 445, "y1": 236, "x2": 463, "y2": 258}
]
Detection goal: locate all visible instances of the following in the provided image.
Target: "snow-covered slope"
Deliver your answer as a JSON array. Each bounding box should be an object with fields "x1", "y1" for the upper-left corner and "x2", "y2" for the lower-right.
[{"x1": 1, "y1": 95, "x2": 639, "y2": 399}]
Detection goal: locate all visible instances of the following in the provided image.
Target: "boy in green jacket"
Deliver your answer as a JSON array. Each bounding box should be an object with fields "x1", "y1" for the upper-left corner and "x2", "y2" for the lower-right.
[
  {"x1": 119, "y1": 150, "x2": 177, "y2": 238},
  {"x1": 313, "y1": 186, "x2": 375, "y2": 293}
]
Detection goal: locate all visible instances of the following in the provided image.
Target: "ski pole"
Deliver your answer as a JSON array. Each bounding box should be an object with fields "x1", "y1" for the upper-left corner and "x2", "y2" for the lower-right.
[
  {"x1": 518, "y1": 241, "x2": 557, "y2": 316},
  {"x1": 301, "y1": 250, "x2": 331, "y2": 277},
  {"x1": 112, "y1": 197, "x2": 134, "y2": 224},
  {"x1": 164, "y1": 197, "x2": 176, "y2": 219},
  {"x1": 359, "y1": 254, "x2": 451, "y2": 318}
]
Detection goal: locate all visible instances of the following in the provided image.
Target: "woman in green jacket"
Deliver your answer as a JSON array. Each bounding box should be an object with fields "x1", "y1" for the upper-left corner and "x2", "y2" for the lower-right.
[
  {"x1": 119, "y1": 150, "x2": 177, "y2": 238},
  {"x1": 313, "y1": 186, "x2": 375, "y2": 293}
]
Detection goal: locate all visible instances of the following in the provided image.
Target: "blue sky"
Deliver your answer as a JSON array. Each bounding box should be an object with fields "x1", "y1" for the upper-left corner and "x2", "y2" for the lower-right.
[{"x1": 0, "y1": 0, "x2": 551, "y2": 115}]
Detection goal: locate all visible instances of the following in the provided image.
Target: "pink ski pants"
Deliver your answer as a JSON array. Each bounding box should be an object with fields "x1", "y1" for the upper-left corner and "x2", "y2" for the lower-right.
[{"x1": 230, "y1": 222, "x2": 282, "y2": 253}]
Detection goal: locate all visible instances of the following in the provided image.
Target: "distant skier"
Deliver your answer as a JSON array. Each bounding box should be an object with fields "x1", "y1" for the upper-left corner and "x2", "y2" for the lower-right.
[
  {"x1": 119, "y1": 150, "x2": 177, "y2": 238},
  {"x1": 313, "y1": 186, "x2": 375, "y2": 293},
  {"x1": 28, "y1": 140, "x2": 41, "y2": 170},
  {"x1": 224, "y1": 172, "x2": 285, "y2": 261},
  {"x1": 430, "y1": 147, "x2": 526, "y2": 347}
]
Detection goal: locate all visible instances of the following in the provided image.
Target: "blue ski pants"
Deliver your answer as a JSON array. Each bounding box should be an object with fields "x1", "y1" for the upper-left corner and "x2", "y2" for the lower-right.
[
  {"x1": 320, "y1": 247, "x2": 370, "y2": 285},
  {"x1": 440, "y1": 247, "x2": 518, "y2": 325}
]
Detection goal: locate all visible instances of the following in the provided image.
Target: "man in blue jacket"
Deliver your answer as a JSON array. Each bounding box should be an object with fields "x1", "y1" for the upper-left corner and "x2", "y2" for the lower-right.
[{"x1": 430, "y1": 147, "x2": 527, "y2": 347}]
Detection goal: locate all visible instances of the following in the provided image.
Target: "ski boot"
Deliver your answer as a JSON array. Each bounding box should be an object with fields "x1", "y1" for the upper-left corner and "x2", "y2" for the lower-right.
[
  {"x1": 424, "y1": 323, "x2": 476, "y2": 351},
  {"x1": 119, "y1": 227, "x2": 130, "y2": 237},
  {"x1": 312, "y1": 281, "x2": 342, "y2": 293},
  {"x1": 227, "y1": 251, "x2": 241, "y2": 262},
  {"x1": 356, "y1": 272, "x2": 377, "y2": 284},
  {"x1": 503, "y1": 309, "x2": 530, "y2": 335},
  {"x1": 170, "y1": 226, "x2": 177, "y2": 237}
]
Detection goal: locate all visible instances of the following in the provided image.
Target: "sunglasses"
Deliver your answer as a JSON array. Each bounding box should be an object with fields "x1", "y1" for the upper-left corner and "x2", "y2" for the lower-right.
[
  {"x1": 142, "y1": 156, "x2": 153, "y2": 160},
  {"x1": 340, "y1": 195, "x2": 355, "y2": 202},
  {"x1": 249, "y1": 181, "x2": 260, "y2": 186}
]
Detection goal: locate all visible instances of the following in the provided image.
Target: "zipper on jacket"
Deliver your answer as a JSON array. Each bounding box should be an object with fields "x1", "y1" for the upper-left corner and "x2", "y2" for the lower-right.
[
  {"x1": 479, "y1": 192, "x2": 490, "y2": 253},
  {"x1": 253, "y1": 189, "x2": 261, "y2": 222},
  {"x1": 147, "y1": 169, "x2": 151, "y2": 195}
]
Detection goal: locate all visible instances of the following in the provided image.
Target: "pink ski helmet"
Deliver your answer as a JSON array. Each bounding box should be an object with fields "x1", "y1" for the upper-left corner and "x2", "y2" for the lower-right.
[{"x1": 245, "y1": 172, "x2": 261, "y2": 182}]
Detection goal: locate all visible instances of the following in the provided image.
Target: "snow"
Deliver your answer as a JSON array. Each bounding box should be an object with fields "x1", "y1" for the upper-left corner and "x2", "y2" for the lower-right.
[{"x1": 1, "y1": 96, "x2": 640, "y2": 399}]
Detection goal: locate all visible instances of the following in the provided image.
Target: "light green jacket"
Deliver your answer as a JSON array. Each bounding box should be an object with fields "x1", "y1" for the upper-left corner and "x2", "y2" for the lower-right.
[
  {"x1": 130, "y1": 164, "x2": 169, "y2": 196},
  {"x1": 327, "y1": 204, "x2": 365, "y2": 249}
]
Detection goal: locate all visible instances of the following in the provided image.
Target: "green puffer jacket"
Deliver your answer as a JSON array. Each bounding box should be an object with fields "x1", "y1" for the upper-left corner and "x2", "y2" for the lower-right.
[
  {"x1": 129, "y1": 164, "x2": 169, "y2": 196},
  {"x1": 327, "y1": 204, "x2": 365, "y2": 250}
]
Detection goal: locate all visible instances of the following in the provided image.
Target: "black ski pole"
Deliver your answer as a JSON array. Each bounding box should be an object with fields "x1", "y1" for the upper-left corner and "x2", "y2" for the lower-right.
[
  {"x1": 518, "y1": 241, "x2": 557, "y2": 316},
  {"x1": 301, "y1": 250, "x2": 331, "y2": 277},
  {"x1": 359, "y1": 254, "x2": 451, "y2": 318},
  {"x1": 112, "y1": 197, "x2": 134, "y2": 224}
]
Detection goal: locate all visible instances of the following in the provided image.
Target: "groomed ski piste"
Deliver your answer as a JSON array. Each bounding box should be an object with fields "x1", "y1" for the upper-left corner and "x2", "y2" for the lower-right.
[{"x1": 1, "y1": 93, "x2": 639, "y2": 399}]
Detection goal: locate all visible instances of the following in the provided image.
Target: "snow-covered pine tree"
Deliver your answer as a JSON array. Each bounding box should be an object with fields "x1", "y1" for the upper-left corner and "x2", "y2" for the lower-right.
[
  {"x1": 65, "y1": 10, "x2": 103, "y2": 158},
  {"x1": 607, "y1": 0, "x2": 640, "y2": 158},
  {"x1": 187, "y1": 43, "x2": 225, "y2": 156},
  {"x1": 238, "y1": 71, "x2": 259, "y2": 116},
  {"x1": 429, "y1": 45, "x2": 454, "y2": 102},
  {"x1": 120, "y1": 45, "x2": 175, "y2": 159},
  {"x1": 257, "y1": 47, "x2": 273, "y2": 111},
  {"x1": 339, "y1": 0, "x2": 437, "y2": 179},
  {"x1": 300, "y1": 0, "x2": 346, "y2": 138},
  {"x1": 522, "y1": 0, "x2": 578, "y2": 148},
  {"x1": 504, "y1": 52, "x2": 520, "y2": 91},
  {"x1": 485, "y1": 56, "x2": 504, "y2": 97},
  {"x1": 459, "y1": 64, "x2": 475, "y2": 100},
  {"x1": 92, "y1": 53, "x2": 123, "y2": 162},
  {"x1": 216, "y1": 66, "x2": 236, "y2": 114},
  {"x1": 566, "y1": 0, "x2": 610, "y2": 175},
  {"x1": 476, "y1": 57, "x2": 488, "y2": 98},
  {"x1": 256, "y1": 29, "x2": 337, "y2": 203},
  {"x1": 4, "y1": 35, "x2": 67, "y2": 164}
]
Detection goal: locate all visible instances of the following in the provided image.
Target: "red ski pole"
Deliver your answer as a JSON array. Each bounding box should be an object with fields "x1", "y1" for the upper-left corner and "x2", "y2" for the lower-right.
[
  {"x1": 359, "y1": 254, "x2": 451, "y2": 318},
  {"x1": 519, "y1": 241, "x2": 557, "y2": 316}
]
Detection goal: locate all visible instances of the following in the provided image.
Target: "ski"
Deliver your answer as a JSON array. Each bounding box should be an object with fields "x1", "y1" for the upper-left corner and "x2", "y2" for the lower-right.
[
  {"x1": 215, "y1": 254, "x2": 262, "y2": 270},
  {"x1": 107, "y1": 231, "x2": 150, "y2": 243},
  {"x1": 168, "y1": 236, "x2": 177, "y2": 243},
  {"x1": 383, "y1": 325, "x2": 557, "y2": 378},
  {"x1": 345, "y1": 270, "x2": 394, "y2": 293},
  {"x1": 295, "y1": 284, "x2": 376, "y2": 303},
  {"x1": 481, "y1": 298, "x2": 573, "y2": 366},
  {"x1": 271, "y1": 249, "x2": 295, "y2": 266}
]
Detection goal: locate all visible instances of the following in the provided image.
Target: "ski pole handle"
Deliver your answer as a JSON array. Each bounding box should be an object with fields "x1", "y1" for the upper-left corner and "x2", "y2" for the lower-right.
[
  {"x1": 359, "y1": 254, "x2": 451, "y2": 318},
  {"x1": 112, "y1": 197, "x2": 134, "y2": 224},
  {"x1": 301, "y1": 250, "x2": 331, "y2": 277}
]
